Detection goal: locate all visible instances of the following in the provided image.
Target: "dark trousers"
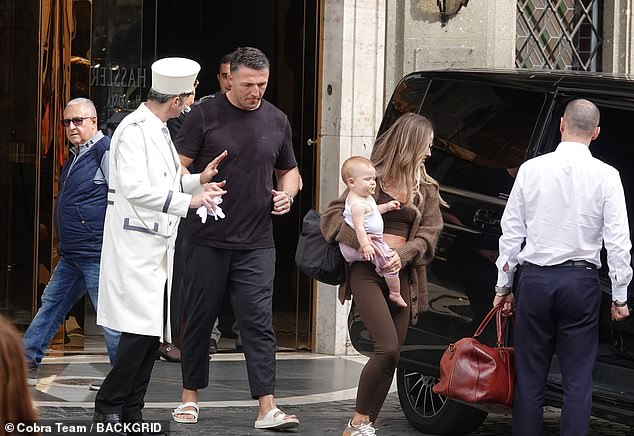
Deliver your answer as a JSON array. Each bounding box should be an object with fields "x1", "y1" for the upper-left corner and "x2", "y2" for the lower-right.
[
  {"x1": 180, "y1": 244, "x2": 276, "y2": 398},
  {"x1": 169, "y1": 218, "x2": 188, "y2": 343},
  {"x1": 512, "y1": 263, "x2": 601, "y2": 436},
  {"x1": 95, "y1": 332, "x2": 159, "y2": 422},
  {"x1": 348, "y1": 262, "x2": 410, "y2": 422}
]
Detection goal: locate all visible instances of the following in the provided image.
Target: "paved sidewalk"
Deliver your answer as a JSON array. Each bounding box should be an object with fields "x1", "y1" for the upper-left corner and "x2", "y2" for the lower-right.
[
  {"x1": 31, "y1": 353, "x2": 633, "y2": 435},
  {"x1": 37, "y1": 397, "x2": 634, "y2": 435}
]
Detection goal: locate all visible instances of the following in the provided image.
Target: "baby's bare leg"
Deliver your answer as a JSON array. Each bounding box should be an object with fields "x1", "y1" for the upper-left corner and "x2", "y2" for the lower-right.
[{"x1": 385, "y1": 276, "x2": 407, "y2": 308}]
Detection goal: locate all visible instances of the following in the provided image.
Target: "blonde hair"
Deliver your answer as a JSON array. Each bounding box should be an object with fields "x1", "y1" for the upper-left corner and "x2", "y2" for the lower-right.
[
  {"x1": 371, "y1": 113, "x2": 446, "y2": 207},
  {"x1": 0, "y1": 315, "x2": 38, "y2": 435},
  {"x1": 341, "y1": 155, "x2": 373, "y2": 184}
]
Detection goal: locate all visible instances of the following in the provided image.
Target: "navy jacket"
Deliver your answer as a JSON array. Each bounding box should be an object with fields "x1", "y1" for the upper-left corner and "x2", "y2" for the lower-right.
[{"x1": 54, "y1": 136, "x2": 110, "y2": 257}]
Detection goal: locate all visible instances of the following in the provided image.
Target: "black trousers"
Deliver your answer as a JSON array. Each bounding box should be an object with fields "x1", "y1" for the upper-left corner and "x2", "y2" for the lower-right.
[
  {"x1": 169, "y1": 218, "x2": 188, "y2": 343},
  {"x1": 512, "y1": 263, "x2": 601, "y2": 436},
  {"x1": 95, "y1": 332, "x2": 160, "y2": 422},
  {"x1": 180, "y1": 244, "x2": 276, "y2": 398}
]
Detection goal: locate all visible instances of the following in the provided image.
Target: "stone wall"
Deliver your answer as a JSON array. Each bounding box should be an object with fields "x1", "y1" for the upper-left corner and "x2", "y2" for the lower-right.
[
  {"x1": 603, "y1": 0, "x2": 634, "y2": 74},
  {"x1": 385, "y1": 0, "x2": 516, "y2": 104},
  {"x1": 316, "y1": 0, "x2": 386, "y2": 355}
]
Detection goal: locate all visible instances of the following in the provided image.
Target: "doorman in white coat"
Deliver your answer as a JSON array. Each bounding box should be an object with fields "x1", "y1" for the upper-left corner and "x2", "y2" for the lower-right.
[{"x1": 93, "y1": 57, "x2": 227, "y2": 433}]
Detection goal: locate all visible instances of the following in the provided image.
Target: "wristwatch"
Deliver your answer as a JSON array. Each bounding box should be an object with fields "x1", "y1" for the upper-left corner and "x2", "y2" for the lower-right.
[
  {"x1": 495, "y1": 286, "x2": 511, "y2": 296},
  {"x1": 613, "y1": 299, "x2": 628, "y2": 308}
]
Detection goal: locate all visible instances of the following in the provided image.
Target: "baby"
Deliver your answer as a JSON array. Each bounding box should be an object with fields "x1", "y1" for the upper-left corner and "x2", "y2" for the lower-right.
[{"x1": 338, "y1": 156, "x2": 407, "y2": 308}]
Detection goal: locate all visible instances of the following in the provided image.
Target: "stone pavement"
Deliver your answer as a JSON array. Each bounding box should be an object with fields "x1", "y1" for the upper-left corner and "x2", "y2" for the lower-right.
[
  {"x1": 37, "y1": 398, "x2": 634, "y2": 436},
  {"x1": 38, "y1": 396, "x2": 413, "y2": 436},
  {"x1": 31, "y1": 353, "x2": 633, "y2": 435}
]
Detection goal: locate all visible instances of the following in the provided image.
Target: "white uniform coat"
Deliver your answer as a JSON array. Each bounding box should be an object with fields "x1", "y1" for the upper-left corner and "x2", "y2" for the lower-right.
[{"x1": 97, "y1": 103, "x2": 202, "y2": 341}]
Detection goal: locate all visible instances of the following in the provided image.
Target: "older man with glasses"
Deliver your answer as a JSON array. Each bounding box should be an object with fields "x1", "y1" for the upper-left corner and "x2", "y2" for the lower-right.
[{"x1": 23, "y1": 97, "x2": 121, "y2": 387}]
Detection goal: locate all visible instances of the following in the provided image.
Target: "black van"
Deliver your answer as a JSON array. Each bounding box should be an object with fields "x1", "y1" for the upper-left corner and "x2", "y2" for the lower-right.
[{"x1": 347, "y1": 69, "x2": 634, "y2": 435}]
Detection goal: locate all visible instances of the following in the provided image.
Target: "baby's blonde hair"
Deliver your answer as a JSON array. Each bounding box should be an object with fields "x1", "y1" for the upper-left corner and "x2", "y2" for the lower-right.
[{"x1": 341, "y1": 155, "x2": 374, "y2": 184}]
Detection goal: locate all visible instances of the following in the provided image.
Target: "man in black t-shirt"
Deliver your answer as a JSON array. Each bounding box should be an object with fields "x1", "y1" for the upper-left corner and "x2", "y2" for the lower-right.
[
  {"x1": 173, "y1": 47, "x2": 301, "y2": 430},
  {"x1": 194, "y1": 52, "x2": 241, "y2": 355}
]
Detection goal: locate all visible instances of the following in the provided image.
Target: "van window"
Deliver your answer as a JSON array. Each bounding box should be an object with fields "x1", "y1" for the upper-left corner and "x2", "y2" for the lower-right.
[
  {"x1": 379, "y1": 76, "x2": 431, "y2": 134},
  {"x1": 418, "y1": 80, "x2": 548, "y2": 337},
  {"x1": 422, "y1": 80, "x2": 546, "y2": 199}
]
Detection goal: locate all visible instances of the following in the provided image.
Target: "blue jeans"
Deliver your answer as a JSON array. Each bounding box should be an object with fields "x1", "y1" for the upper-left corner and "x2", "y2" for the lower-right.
[{"x1": 23, "y1": 256, "x2": 120, "y2": 369}]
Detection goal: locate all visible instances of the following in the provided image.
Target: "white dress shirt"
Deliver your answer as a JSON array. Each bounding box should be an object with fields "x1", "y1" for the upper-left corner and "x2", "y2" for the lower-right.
[{"x1": 496, "y1": 141, "x2": 632, "y2": 302}]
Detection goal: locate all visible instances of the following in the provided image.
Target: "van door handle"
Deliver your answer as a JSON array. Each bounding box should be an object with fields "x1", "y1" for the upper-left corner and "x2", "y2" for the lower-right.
[
  {"x1": 473, "y1": 209, "x2": 502, "y2": 232},
  {"x1": 307, "y1": 138, "x2": 318, "y2": 146}
]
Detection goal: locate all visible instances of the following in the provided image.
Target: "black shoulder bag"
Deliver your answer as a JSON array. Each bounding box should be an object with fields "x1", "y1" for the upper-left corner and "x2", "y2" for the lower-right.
[{"x1": 295, "y1": 209, "x2": 346, "y2": 285}]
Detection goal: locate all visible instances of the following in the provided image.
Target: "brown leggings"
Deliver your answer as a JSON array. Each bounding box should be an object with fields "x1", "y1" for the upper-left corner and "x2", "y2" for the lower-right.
[{"x1": 349, "y1": 261, "x2": 411, "y2": 422}]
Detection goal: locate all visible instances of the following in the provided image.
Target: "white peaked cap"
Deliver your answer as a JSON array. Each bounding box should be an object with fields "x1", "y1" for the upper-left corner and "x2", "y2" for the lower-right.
[{"x1": 151, "y1": 57, "x2": 201, "y2": 95}]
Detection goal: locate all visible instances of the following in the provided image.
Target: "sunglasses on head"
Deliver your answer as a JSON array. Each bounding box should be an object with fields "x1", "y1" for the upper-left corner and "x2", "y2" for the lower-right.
[{"x1": 61, "y1": 116, "x2": 93, "y2": 127}]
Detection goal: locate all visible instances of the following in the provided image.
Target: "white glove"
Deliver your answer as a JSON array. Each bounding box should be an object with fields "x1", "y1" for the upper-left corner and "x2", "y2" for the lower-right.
[{"x1": 196, "y1": 197, "x2": 225, "y2": 223}]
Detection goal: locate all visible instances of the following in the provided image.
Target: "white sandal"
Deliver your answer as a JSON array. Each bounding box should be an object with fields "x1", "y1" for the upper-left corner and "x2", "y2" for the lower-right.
[
  {"x1": 172, "y1": 401, "x2": 199, "y2": 424},
  {"x1": 254, "y1": 407, "x2": 300, "y2": 429}
]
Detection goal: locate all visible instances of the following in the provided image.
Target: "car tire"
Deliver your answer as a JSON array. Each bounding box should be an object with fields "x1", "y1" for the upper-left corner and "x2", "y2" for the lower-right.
[{"x1": 397, "y1": 367, "x2": 488, "y2": 435}]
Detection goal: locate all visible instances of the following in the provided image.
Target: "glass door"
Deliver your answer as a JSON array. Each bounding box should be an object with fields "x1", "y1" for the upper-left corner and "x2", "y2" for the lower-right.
[
  {"x1": 147, "y1": 0, "x2": 320, "y2": 350},
  {"x1": 271, "y1": 0, "x2": 321, "y2": 351},
  {"x1": 79, "y1": 0, "x2": 146, "y2": 346},
  {"x1": 91, "y1": 0, "x2": 147, "y2": 136},
  {"x1": 0, "y1": 0, "x2": 42, "y2": 329}
]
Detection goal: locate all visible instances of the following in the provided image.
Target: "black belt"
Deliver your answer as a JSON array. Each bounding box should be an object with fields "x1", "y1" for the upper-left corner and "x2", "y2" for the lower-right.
[
  {"x1": 552, "y1": 260, "x2": 596, "y2": 269},
  {"x1": 526, "y1": 260, "x2": 596, "y2": 270}
]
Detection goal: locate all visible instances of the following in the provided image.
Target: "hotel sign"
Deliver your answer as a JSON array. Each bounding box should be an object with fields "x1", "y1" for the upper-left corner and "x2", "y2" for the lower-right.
[
  {"x1": 90, "y1": 65, "x2": 147, "y2": 110},
  {"x1": 90, "y1": 65, "x2": 147, "y2": 88}
]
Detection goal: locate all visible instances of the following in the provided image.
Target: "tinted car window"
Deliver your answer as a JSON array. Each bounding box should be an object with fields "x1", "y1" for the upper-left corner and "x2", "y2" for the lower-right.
[
  {"x1": 379, "y1": 76, "x2": 431, "y2": 133},
  {"x1": 418, "y1": 81, "x2": 547, "y2": 339},
  {"x1": 423, "y1": 80, "x2": 546, "y2": 198}
]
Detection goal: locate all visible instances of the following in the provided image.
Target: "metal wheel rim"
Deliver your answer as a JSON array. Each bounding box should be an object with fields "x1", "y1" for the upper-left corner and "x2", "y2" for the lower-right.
[{"x1": 402, "y1": 370, "x2": 448, "y2": 418}]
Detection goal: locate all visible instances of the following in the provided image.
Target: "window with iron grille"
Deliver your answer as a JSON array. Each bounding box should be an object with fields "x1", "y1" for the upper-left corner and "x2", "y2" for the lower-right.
[{"x1": 516, "y1": 0, "x2": 603, "y2": 71}]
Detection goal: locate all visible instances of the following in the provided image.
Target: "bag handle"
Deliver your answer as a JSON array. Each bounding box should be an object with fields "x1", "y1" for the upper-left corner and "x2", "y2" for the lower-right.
[{"x1": 472, "y1": 304, "x2": 511, "y2": 348}]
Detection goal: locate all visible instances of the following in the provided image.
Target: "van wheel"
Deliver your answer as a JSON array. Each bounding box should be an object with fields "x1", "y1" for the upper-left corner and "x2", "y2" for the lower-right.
[{"x1": 396, "y1": 367, "x2": 488, "y2": 435}]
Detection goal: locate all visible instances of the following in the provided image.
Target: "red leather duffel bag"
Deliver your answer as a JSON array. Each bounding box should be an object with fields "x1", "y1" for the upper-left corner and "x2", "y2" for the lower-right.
[{"x1": 433, "y1": 304, "x2": 515, "y2": 408}]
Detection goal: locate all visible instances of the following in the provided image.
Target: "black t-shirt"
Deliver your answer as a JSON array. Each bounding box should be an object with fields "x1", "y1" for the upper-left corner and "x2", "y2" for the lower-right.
[{"x1": 176, "y1": 94, "x2": 297, "y2": 249}]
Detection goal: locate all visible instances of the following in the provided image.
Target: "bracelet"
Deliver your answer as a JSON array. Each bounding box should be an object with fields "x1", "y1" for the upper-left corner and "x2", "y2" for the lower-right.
[
  {"x1": 495, "y1": 286, "x2": 511, "y2": 296},
  {"x1": 613, "y1": 299, "x2": 628, "y2": 308},
  {"x1": 283, "y1": 191, "x2": 294, "y2": 205}
]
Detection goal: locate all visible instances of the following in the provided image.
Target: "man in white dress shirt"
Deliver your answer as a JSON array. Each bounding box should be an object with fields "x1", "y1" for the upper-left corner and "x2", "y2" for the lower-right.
[{"x1": 493, "y1": 99, "x2": 631, "y2": 436}]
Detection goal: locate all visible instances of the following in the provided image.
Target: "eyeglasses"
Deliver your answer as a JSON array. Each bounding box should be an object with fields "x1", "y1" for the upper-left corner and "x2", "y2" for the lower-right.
[{"x1": 61, "y1": 116, "x2": 93, "y2": 127}]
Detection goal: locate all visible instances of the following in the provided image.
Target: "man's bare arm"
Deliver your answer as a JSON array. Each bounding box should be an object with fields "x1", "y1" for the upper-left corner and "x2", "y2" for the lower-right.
[
  {"x1": 179, "y1": 154, "x2": 193, "y2": 175},
  {"x1": 271, "y1": 167, "x2": 301, "y2": 215},
  {"x1": 274, "y1": 167, "x2": 301, "y2": 197}
]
